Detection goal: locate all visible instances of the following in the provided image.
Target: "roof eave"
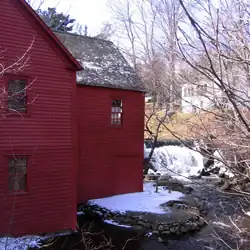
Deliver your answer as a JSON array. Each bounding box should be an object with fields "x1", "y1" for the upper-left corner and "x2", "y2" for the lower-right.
[
  {"x1": 76, "y1": 81, "x2": 145, "y2": 92},
  {"x1": 19, "y1": 0, "x2": 83, "y2": 71}
]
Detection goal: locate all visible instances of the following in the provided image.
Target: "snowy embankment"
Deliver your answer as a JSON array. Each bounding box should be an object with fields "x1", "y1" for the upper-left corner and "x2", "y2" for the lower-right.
[
  {"x1": 0, "y1": 236, "x2": 43, "y2": 250},
  {"x1": 0, "y1": 231, "x2": 71, "y2": 250},
  {"x1": 214, "y1": 150, "x2": 234, "y2": 178},
  {"x1": 144, "y1": 144, "x2": 204, "y2": 179},
  {"x1": 89, "y1": 182, "x2": 184, "y2": 214}
]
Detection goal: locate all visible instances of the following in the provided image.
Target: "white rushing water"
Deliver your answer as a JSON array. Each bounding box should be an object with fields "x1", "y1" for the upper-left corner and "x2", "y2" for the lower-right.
[{"x1": 144, "y1": 145, "x2": 204, "y2": 180}]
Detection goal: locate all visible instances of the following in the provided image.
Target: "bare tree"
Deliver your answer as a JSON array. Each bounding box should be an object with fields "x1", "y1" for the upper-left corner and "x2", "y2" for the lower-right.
[
  {"x1": 109, "y1": 0, "x2": 196, "y2": 111},
  {"x1": 109, "y1": 0, "x2": 250, "y2": 247},
  {"x1": 108, "y1": 0, "x2": 196, "y2": 176},
  {"x1": 176, "y1": 0, "x2": 250, "y2": 174},
  {"x1": 170, "y1": 1, "x2": 250, "y2": 248},
  {"x1": 0, "y1": 38, "x2": 36, "y2": 119},
  {"x1": 95, "y1": 22, "x2": 116, "y2": 40}
]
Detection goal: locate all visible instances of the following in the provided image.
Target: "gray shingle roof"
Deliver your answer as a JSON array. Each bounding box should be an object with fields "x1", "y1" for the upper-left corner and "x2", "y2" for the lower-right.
[{"x1": 54, "y1": 31, "x2": 144, "y2": 92}]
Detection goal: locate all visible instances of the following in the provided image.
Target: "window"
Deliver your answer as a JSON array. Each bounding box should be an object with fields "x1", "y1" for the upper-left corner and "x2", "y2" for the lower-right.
[
  {"x1": 111, "y1": 100, "x2": 123, "y2": 125},
  {"x1": 8, "y1": 79, "x2": 27, "y2": 112},
  {"x1": 197, "y1": 84, "x2": 207, "y2": 96},
  {"x1": 8, "y1": 156, "x2": 27, "y2": 192},
  {"x1": 187, "y1": 87, "x2": 195, "y2": 97}
]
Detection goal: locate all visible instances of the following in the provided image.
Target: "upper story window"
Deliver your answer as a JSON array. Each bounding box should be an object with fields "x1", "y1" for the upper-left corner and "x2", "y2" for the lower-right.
[
  {"x1": 186, "y1": 87, "x2": 195, "y2": 97},
  {"x1": 8, "y1": 79, "x2": 27, "y2": 112},
  {"x1": 183, "y1": 86, "x2": 196, "y2": 97},
  {"x1": 111, "y1": 100, "x2": 123, "y2": 125},
  {"x1": 197, "y1": 84, "x2": 207, "y2": 96},
  {"x1": 8, "y1": 156, "x2": 27, "y2": 192}
]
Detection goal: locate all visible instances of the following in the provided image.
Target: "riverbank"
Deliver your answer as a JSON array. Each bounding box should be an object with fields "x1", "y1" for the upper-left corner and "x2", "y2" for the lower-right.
[{"x1": 26, "y1": 177, "x2": 249, "y2": 250}]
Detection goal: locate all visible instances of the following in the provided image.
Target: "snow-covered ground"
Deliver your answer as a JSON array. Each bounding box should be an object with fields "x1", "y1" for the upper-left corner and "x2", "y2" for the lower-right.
[
  {"x1": 104, "y1": 220, "x2": 131, "y2": 228},
  {"x1": 0, "y1": 236, "x2": 43, "y2": 250},
  {"x1": 0, "y1": 231, "x2": 73, "y2": 250},
  {"x1": 214, "y1": 150, "x2": 234, "y2": 178},
  {"x1": 145, "y1": 145, "x2": 204, "y2": 179},
  {"x1": 89, "y1": 182, "x2": 184, "y2": 214}
]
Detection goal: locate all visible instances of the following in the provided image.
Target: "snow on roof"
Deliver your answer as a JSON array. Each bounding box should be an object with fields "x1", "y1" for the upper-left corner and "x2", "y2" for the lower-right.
[
  {"x1": 54, "y1": 31, "x2": 145, "y2": 92},
  {"x1": 89, "y1": 183, "x2": 184, "y2": 214}
]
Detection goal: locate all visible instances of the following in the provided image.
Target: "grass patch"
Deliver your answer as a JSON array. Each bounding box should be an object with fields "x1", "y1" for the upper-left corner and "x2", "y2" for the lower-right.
[{"x1": 145, "y1": 104, "x2": 217, "y2": 140}]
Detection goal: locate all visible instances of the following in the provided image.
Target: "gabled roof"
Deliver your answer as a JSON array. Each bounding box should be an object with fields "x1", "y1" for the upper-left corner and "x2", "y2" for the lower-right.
[
  {"x1": 17, "y1": 0, "x2": 82, "y2": 71},
  {"x1": 54, "y1": 31, "x2": 145, "y2": 92}
]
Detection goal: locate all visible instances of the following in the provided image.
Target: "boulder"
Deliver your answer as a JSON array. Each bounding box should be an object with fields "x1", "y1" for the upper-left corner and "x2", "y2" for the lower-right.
[
  {"x1": 244, "y1": 183, "x2": 250, "y2": 193},
  {"x1": 158, "y1": 177, "x2": 186, "y2": 193}
]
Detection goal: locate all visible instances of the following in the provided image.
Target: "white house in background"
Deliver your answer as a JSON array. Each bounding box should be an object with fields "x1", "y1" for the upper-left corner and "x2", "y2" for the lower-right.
[{"x1": 181, "y1": 81, "x2": 228, "y2": 113}]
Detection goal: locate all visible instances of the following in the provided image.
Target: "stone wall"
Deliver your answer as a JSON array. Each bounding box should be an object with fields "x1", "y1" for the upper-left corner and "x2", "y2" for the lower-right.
[{"x1": 80, "y1": 204, "x2": 206, "y2": 238}]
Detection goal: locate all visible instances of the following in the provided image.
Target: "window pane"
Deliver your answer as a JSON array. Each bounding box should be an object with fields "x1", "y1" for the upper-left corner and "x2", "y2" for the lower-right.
[
  {"x1": 8, "y1": 167, "x2": 21, "y2": 174},
  {"x1": 8, "y1": 80, "x2": 27, "y2": 112},
  {"x1": 19, "y1": 175, "x2": 26, "y2": 191},
  {"x1": 112, "y1": 100, "x2": 122, "y2": 107},
  {"x1": 8, "y1": 80, "x2": 26, "y2": 93},
  {"x1": 8, "y1": 158, "x2": 15, "y2": 168},
  {"x1": 8, "y1": 157, "x2": 27, "y2": 173},
  {"x1": 8, "y1": 175, "x2": 26, "y2": 191},
  {"x1": 15, "y1": 157, "x2": 27, "y2": 167},
  {"x1": 111, "y1": 100, "x2": 122, "y2": 125},
  {"x1": 8, "y1": 157, "x2": 27, "y2": 191}
]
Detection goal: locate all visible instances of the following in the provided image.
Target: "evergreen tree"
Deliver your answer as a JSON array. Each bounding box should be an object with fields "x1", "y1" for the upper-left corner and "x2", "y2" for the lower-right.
[{"x1": 37, "y1": 7, "x2": 76, "y2": 32}]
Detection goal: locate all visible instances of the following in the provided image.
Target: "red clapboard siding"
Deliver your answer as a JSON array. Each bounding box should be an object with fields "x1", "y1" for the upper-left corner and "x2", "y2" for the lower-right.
[
  {"x1": 0, "y1": 0, "x2": 77, "y2": 236},
  {"x1": 76, "y1": 85, "x2": 144, "y2": 203}
]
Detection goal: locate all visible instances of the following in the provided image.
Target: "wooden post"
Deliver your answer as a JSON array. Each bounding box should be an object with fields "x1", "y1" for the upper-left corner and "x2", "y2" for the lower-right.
[{"x1": 155, "y1": 175, "x2": 159, "y2": 193}]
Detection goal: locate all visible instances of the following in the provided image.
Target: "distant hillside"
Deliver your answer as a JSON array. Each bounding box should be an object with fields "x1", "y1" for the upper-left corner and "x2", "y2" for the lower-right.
[{"x1": 145, "y1": 103, "x2": 217, "y2": 140}]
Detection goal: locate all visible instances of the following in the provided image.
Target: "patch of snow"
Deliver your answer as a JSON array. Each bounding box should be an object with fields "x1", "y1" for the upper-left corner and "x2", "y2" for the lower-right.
[
  {"x1": 76, "y1": 73, "x2": 84, "y2": 82},
  {"x1": 89, "y1": 183, "x2": 184, "y2": 214},
  {"x1": 0, "y1": 231, "x2": 75, "y2": 250},
  {"x1": 214, "y1": 150, "x2": 225, "y2": 169},
  {"x1": 212, "y1": 221, "x2": 231, "y2": 228},
  {"x1": 77, "y1": 211, "x2": 84, "y2": 215},
  {"x1": 244, "y1": 211, "x2": 250, "y2": 217},
  {"x1": 145, "y1": 145, "x2": 204, "y2": 180},
  {"x1": 0, "y1": 236, "x2": 43, "y2": 250},
  {"x1": 82, "y1": 61, "x2": 102, "y2": 71},
  {"x1": 145, "y1": 232, "x2": 153, "y2": 237},
  {"x1": 144, "y1": 144, "x2": 150, "y2": 159},
  {"x1": 214, "y1": 150, "x2": 235, "y2": 178},
  {"x1": 104, "y1": 220, "x2": 131, "y2": 228},
  {"x1": 148, "y1": 168, "x2": 156, "y2": 175}
]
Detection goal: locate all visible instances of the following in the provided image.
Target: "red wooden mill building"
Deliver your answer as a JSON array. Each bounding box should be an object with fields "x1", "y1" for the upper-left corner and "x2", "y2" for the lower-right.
[{"x1": 0, "y1": 0, "x2": 144, "y2": 236}]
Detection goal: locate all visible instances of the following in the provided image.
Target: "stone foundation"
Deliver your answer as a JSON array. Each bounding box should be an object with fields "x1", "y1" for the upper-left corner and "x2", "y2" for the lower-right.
[{"x1": 80, "y1": 204, "x2": 206, "y2": 238}]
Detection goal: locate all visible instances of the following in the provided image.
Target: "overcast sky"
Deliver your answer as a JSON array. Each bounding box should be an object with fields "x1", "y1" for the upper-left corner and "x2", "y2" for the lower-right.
[{"x1": 36, "y1": 0, "x2": 111, "y2": 36}]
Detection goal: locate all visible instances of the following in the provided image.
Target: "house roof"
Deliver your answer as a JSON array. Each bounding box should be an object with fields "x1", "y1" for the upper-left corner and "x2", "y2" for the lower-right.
[
  {"x1": 18, "y1": 0, "x2": 82, "y2": 71},
  {"x1": 54, "y1": 31, "x2": 145, "y2": 92}
]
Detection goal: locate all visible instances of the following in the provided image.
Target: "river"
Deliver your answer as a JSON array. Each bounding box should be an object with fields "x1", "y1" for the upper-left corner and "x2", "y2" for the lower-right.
[{"x1": 34, "y1": 176, "x2": 250, "y2": 250}]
